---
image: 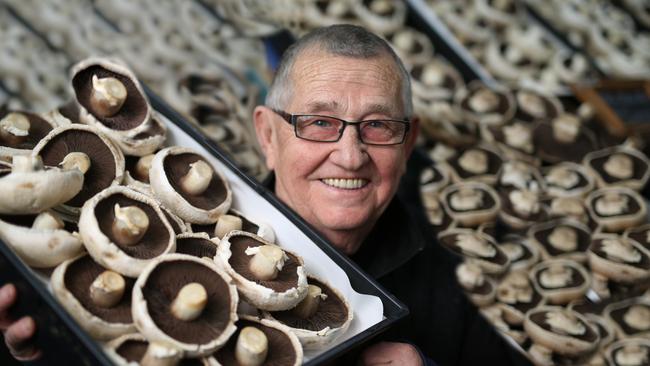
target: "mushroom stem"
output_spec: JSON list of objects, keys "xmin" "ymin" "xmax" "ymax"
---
[
  {"xmin": 12, "ymin": 155, "xmax": 43, "ymax": 173},
  {"xmin": 0, "ymin": 112, "xmax": 30, "ymax": 145},
  {"xmin": 170, "ymin": 282, "xmax": 207, "ymax": 321},
  {"xmin": 180, "ymin": 160, "xmax": 213, "ymax": 195},
  {"xmin": 90, "ymin": 74, "xmax": 127, "ymax": 117},
  {"xmin": 112, "ymin": 204, "xmax": 149, "ymax": 246},
  {"xmin": 32, "ymin": 211, "xmax": 64, "ymax": 230},
  {"xmin": 292, "ymin": 285, "xmax": 326, "ymax": 319},
  {"xmin": 89, "ymin": 270, "xmax": 125, "ymax": 308},
  {"xmin": 140, "ymin": 342, "xmax": 182, "ymax": 366},
  {"xmin": 135, "ymin": 154, "xmax": 155, "ymax": 183},
  {"xmin": 246, "ymin": 245, "xmax": 287, "ymax": 281},
  {"xmin": 235, "ymin": 326, "xmax": 268, "ymax": 366},
  {"xmin": 214, "ymin": 214, "xmax": 243, "ymax": 239},
  {"xmin": 60, "ymin": 152, "xmax": 91, "ymax": 174}
]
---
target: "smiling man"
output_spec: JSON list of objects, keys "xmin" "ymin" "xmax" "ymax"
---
[{"xmin": 253, "ymin": 25, "xmax": 530, "ymax": 365}]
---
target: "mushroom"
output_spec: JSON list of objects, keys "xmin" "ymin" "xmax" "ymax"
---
[
  {"xmin": 32, "ymin": 124, "xmax": 125, "ymax": 216},
  {"xmin": 175, "ymin": 232, "xmax": 219, "ymax": 262},
  {"xmin": 123, "ymin": 153, "xmax": 156, "ymax": 195},
  {"xmin": 211, "ymin": 209, "xmax": 275, "ymax": 243},
  {"xmin": 513, "ymin": 89, "xmax": 562, "ymax": 123},
  {"xmin": 455, "ymin": 81, "xmax": 515, "ymax": 126},
  {"xmin": 350, "ymin": 0, "xmax": 406, "ymax": 35},
  {"xmin": 213, "ymin": 315, "xmax": 303, "ymax": 366},
  {"xmin": 604, "ymin": 338, "xmax": 650, "ymax": 366},
  {"xmin": 480, "ymin": 305, "xmax": 528, "ymax": 345},
  {"xmin": 105, "ymin": 333, "xmax": 218, "ymax": 366},
  {"xmin": 386, "ymin": 28, "xmax": 434, "ymax": 66},
  {"xmin": 410, "ymin": 58, "xmax": 464, "ymax": 105},
  {"xmin": 499, "ymin": 188, "xmax": 545, "ymax": 229},
  {"xmin": 528, "ymin": 219, "xmax": 591, "ymax": 263},
  {"xmin": 71, "ymin": 57, "xmax": 166, "ymax": 156},
  {"xmin": 149, "ymin": 146, "xmax": 232, "ymax": 224},
  {"xmin": 447, "ymin": 145, "xmax": 503, "ymax": 185},
  {"xmin": 583, "ymin": 313, "xmax": 616, "ymax": 349},
  {"xmin": 0, "ymin": 110, "xmax": 56, "ymax": 161},
  {"xmin": 524, "ymin": 307, "xmax": 600, "ymax": 363},
  {"xmin": 474, "ymin": 0, "xmax": 521, "ymax": 28},
  {"xmin": 264, "ymin": 275, "xmax": 353, "ymax": 351},
  {"xmin": 543, "ymin": 162, "xmax": 595, "ymax": 198},
  {"xmin": 497, "ymin": 161, "xmax": 544, "ymax": 192},
  {"xmin": 440, "ymin": 182, "xmax": 501, "ymax": 227},
  {"xmin": 419, "ymin": 163, "xmax": 450, "ymax": 197},
  {"xmin": 588, "ymin": 235, "xmax": 649, "ymax": 295},
  {"xmin": 584, "ymin": 146, "xmax": 650, "ymax": 191},
  {"xmin": 0, "ymin": 155, "xmax": 84, "ymax": 214},
  {"xmin": 624, "ymin": 223, "xmax": 650, "ymax": 252},
  {"xmin": 533, "ymin": 115, "xmax": 598, "ymax": 164},
  {"xmin": 604, "ymin": 297, "xmax": 650, "ymax": 339},
  {"xmin": 547, "ymin": 196, "xmax": 589, "ymax": 223},
  {"xmin": 217, "ymin": 230, "xmax": 308, "ymax": 311},
  {"xmin": 0, "ymin": 210, "xmax": 83, "ymax": 268},
  {"xmin": 586, "ymin": 188, "xmax": 647, "ymax": 232},
  {"xmin": 79, "ymin": 186, "xmax": 176, "ymax": 278},
  {"xmin": 483, "ymin": 122, "xmax": 537, "ymax": 165},
  {"xmin": 51, "ymin": 254, "xmax": 136, "ymax": 340},
  {"xmin": 530, "ymin": 259, "xmax": 590, "ymax": 305},
  {"xmin": 455, "ymin": 262, "xmax": 496, "ymax": 307},
  {"xmin": 132, "ymin": 254, "xmax": 239, "ymax": 357},
  {"xmin": 497, "ymin": 235, "xmax": 539, "ymax": 271},
  {"xmin": 438, "ymin": 228, "xmax": 510, "ymax": 274},
  {"xmin": 495, "ymin": 270, "xmax": 544, "ymax": 325}
]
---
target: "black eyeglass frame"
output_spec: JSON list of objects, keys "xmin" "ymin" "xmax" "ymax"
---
[{"xmin": 272, "ymin": 109, "xmax": 411, "ymax": 146}]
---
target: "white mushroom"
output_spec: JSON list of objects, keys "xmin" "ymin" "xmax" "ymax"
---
[
  {"xmin": 90, "ymin": 74, "xmax": 127, "ymax": 117},
  {"xmin": 140, "ymin": 342, "xmax": 182, "ymax": 366},
  {"xmin": 292, "ymin": 285, "xmax": 328, "ymax": 319},
  {"xmin": 503, "ymin": 123, "xmax": 533, "ymax": 153},
  {"xmin": 546, "ymin": 165, "xmax": 580, "ymax": 190},
  {"xmin": 539, "ymin": 264, "xmax": 573, "ymax": 289},
  {"xmin": 32, "ymin": 211, "xmax": 64, "ymax": 230},
  {"xmin": 468, "ymin": 88, "xmax": 499, "ymax": 113},
  {"xmin": 455, "ymin": 233, "xmax": 497, "ymax": 258},
  {"xmin": 135, "ymin": 154, "xmax": 155, "ymax": 183},
  {"xmin": 595, "ymin": 192, "xmax": 629, "ymax": 216},
  {"xmin": 450, "ymin": 188, "xmax": 484, "ymax": 211},
  {"xmin": 623, "ymin": 305, "xmax": 650, "ymax": 332}
]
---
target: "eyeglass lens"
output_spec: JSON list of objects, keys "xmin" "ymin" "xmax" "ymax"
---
[{"xmin": 294, "ymin": 115, "xmax": 406, "ymax": 144}]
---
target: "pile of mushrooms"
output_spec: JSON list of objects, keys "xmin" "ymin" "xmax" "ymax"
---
[{"xmin": 0, "ymin": 56, "xmax": 358, "ymax": 365}]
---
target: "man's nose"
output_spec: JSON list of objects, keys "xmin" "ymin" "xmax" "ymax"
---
[{"xmin": 331, "ymin": 124, "xmax": 368, "ymax": 170}]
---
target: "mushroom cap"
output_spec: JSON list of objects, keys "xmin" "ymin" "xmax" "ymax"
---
[
  {"xmin": 498, "ymin": 235, "xmax": 540, "ymax": 271},
  {"xmin": 264, "ymin": 275, "xmax": 353, "ymax": 351},
  {"xmin": 494, "ymin": 271, "xmax": 545, "ymax": 325},
  {"xmin": 588, "ymin": 234, "xmax": 650, "ymax": 284},
  {"xmin": 51, "ymin": 254, "xmax": 136, "ymax": 340},
  {"xmin": 604, "ymin": 297, "xmax": 650, "ymax": 339},
  {"xmin": 542, "ymin": 162, "xmax": 595, "ymax": 198},
  {"xmin": 583, "ymin": 313, "xmax": 616, "ymax": 348},
  {"xmin": 455, "ymin": 262, "xmax": 497, "ymax": 307},
  {"xmin": 584, "ymin": 146, "xmax": 650, "ymax": 191},
  {"xmin": 225, "ymin": 208, "xmax": 276, "ymax": 243},
  {"xmin": 350, "ymin": 0, "xmax": 406, "ymax": 35},
  {"xmin": 440, "ymin": 182, "xmax": 501, "ymax": 227},
  {"xmin": 524, "ymin": 306, "xmax": 600, "ymax": 356},
  {"xmin": 528, "ymin": 219, "xmax": 591, "ymax": 263},
  {"xmin": 32, "ymin": 124, "xmax": 125, "ymax": 216},
  {"xmin": 111, "ymin": 113, "xmax": 167, "ymax": 157},
  {"xmin": 79, "ymin": 185, "xmax": 176, "ymax": 278},
  {"xmin": 438, "ymin": 228, "xmax": 511, "ymax": 274},
  {"xmin": 0, "ymin": 213, "xmax": 83, "ymax": 268},
  {"xmin": 217, "ymin": 230, "xmax": 308, "ymax": 311},
  {"xmin": 132, "ymin": 254, "xmax": 238, "ymax": 357},
  {"xmin": 447, "ymin": 145, "xmax": 503, "ymax": 185},
  {"xmin": 455, "ymin": 81, "xmax": 516, "ymax": 126},
  {"xmin": 0, "ymin": 110, "xmax": 56, "ymax": 161},
  {"xmin": 498, "ymin": 188, "xmax": 547, "ymax": 230},
  {"xmin": 530, "ymin": 259, "xmax": 591, "ymax": 305},
  {"xmin": 214, "ymin": 315, "xmax": 303, "ymax": 366},
  {"xmin": 105, "ymin": 333, "xmax": 220, "ymax": 366},
  {"xmin": 0, "ymin": 157, "xmax": 84, "ymax": 214},
  {"xmin": 586, "ymin": 187, "xmax": 647, "ymax": 232},
  {"xmin": 604, "ymin": 338, "xmax": 650, "ymax": 366},
  {"xmin": 71, "ymin": 57, "xmax": 152, "ymax": 140},
  {"xmin": 175, "ymin": 232, "xmax": 219, "ymax": 262},
  {"xmin": 149, "ymin": 146, "xmax": 232, "ymax": 224},
  {"xmin": 419, "ymin": 162, "xmax": 451, "ymax": 197}
]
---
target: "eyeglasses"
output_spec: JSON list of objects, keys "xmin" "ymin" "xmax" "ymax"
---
[{"xmin": 272, "ymin": 109, "xmax": 410, "ymax": 145}]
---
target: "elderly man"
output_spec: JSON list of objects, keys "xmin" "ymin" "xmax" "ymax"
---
[{"xmin": 1, "ymin": 25, "xmax": 529, "ymax": 365}]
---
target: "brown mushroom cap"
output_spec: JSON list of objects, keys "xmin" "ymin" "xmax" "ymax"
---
[
  {"xmin": 51, "ymin": 254, "xmax": 136, "ymax": 340},
  {"xmin": 132, "ymin": 254, "xmax": 238, "ymax": 357},
  {"xmin": 438, "ymin": 228, "xmax": 510, "ymax": 274},
  {"xmin": 214, "ymin": 316, "xmax": 303, "ymax": 366},
  {"xmin": 32, "ymin": 124, "xmax": 125, "ymax": 213},
  {"xmin": 605, "ymin": 338, "xmax": 650, "ymax": 366},
  {"xmin": 447, "ymin": 146, "xmax": 503, "ymax": 184},
  {"xmin": 528, "ymin": 219, "xmax": 591, "ymax": 263},
  {"xmin": 543, "ymin": 162, "xmax": 595, "ymax": 198},
  {"xmin": 586, "ymin": 187, "xmax": 647, "ymax": 232},
  {"xmin": 0, "ymin": 110, "xmax": 55, "ymax": 153},
  {"xmin": 440, "ymin": 182, "xmax": 501, "ymax": 227},
  {"xmin": 72, "ymin": 59, "xmax": 149, "ymax": 131},
  {"xmin": 530, "ymin": 259, "xmax": 590, "ymax": 305},
  {"xmin": 149, "ymin": 147, "xmax": 232, "ymax": 224},
  {"xmin": 524, "ymin": 307, "xmax": 599, "ymax": 356},
  {"xmin": 456, "ymin": 81, "xmax": 515, "ymax": 125},
  {"xmin": 175, "ymin": 232, "xmax": 219, "ymax": 260},
  {"xmin": 79, "ymin": 186, "xmax": 175, "ymax": 278},
  {"xmin": 585, "ymin": 147, "xmax": 650, "ymax": 191},
  {"xmin": 605, "ymin": 297, "xmax": 650, "ymax": 339}
]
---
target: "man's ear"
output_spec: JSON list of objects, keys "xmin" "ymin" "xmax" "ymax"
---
[{"xmin": 253, "ymin": 106, "xmax": 277, "ymax": 170}]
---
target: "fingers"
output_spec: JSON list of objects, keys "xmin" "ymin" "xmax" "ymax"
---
[
  {"xmin": 0, "ymin": 284, "xmax": 17, "ymax": 330},
  {"xmin": 4, "ymin": 316, "xmax": 41, "ymax": 361}
]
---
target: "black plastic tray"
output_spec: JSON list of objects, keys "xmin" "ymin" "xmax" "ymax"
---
[{"xmin": 0, "ymin": 88, "xmax": 408, "ymax": 365}]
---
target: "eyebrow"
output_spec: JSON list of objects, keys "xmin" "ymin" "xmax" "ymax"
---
[{"xmin": 303, "ymin": 101, "xmax": 399, "ymax": 119}]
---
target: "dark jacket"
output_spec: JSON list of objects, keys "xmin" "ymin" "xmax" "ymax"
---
[{"xmin": 263, "ymin": 149, "xmax": 531, "ymax": 366}]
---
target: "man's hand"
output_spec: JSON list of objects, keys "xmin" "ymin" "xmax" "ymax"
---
[
  {"xmin": 360, "ymin": 341, "xmax": 424, "ymax": 366},
  {"xmin": 0, "ymin": 284, "xmax": 41, "ymax": 361}
]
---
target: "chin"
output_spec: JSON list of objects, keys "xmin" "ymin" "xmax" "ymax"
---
[{"xmin": 317, "ymin": 208, "xmax": 374, "ymax": 232}]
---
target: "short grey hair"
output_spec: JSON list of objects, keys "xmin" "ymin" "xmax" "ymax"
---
[{"xmin": 265, "ymin": 24, "xmax": 413, "ymax": 118}]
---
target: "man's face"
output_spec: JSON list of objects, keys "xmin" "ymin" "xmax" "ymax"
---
[{"xmin": 255, "ymin": 50, "xmax": 418, "ymax": 254}]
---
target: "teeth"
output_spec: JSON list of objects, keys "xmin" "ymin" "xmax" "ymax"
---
[{"xmin": 322, "ymin": 178, "xmax": 368, "ymax": 189}]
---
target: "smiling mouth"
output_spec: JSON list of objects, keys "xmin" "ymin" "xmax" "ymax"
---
[{"xmin": 321, "ymin": 178, "xmax": 369, "ymax": 190}]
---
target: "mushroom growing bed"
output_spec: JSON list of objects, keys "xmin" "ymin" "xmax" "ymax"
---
[{"xmin": 0, "ymin": 58, "xmax": 399, "ymax": 365}]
